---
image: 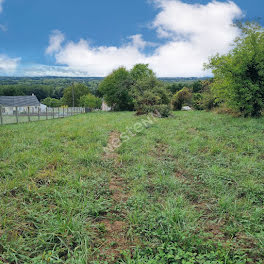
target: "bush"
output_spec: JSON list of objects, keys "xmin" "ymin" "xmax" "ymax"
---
[
  {"xmin": 192, "ymin": 93, "xmax": 203, "ymax": 110},
  {"xmin": 172, "ymin": 88, "xmax": 192, "ymax": 110},
  {"xmin": 62, "ymin": 83, "xmax": 91, "ymax": 107},
  {"xmin": 139, "ymin": 104, "xmax": 171, "ymax": 117},
  {"xmin": 41, "ymin": 97, "xmax": 63, "ymax": 107},
  {"xmin": 213, "ymin": 105, "xmax": 242, "ymax": 117},
  {"xmin": 132, "ymin": 76, "xmax": 171, "ymax": 117},
  {"xmin": 80, "ymin": 94, "xmax": 102, "ymax": 109},
  {"xmin": 205, "ymin": 22, "xmax": 264, "ymax": 117},
  {"xmin": 193, "ymin": 93, "xmax": 217, "ymax": 111}
]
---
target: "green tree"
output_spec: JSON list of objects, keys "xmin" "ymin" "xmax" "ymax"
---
[
  {"xmin": 167, "ymin": 82, "xmax": 185, "ymax": 94},
  {"xmin": 62, "ymin": 83, "xmax": 91, "ymax": 107},
  {"xmin": 192, "ymin": 80, "xmax": 203, "ymax": 93},
  {"xmin": 172, "ymin": 87, "xmax": 192, "ymax": 110},
  {"xmin": 41, "ymin": 97, "xmax": 63, "ymax": 107},
  {"xmin": 130, "ymin": 64, "xmax": 155, "ymax": 83},
  {"xmin": 98, "ymin": 67, "xmax": 133, "ymax": 111},
  {"xmin": 80, "ymin": 94, "xmax": 102, "ymax": 109},
  {"xmin": 132, "ymin": 75, "xmax": 171, "ymax": 117},
  {"xmin": 205, "ymin": 22, "xmax": 264, "ymax": 117}
]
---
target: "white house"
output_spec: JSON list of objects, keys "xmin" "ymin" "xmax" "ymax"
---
[
  {"xmin": 101, "ymin": 100, "xmax": 111, "ymax": 111},
  {"xmin": 0, "ymin": 95, "xmax": 41, "ymax": 115},
  {"xmin": 40, "ymin": 103, "xmax": 47, "ymax": 112}
]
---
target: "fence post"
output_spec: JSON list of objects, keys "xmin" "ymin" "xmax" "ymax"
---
[
  {"xmin": 52, "ymin": 108, "xmax": 54, "ymax": 119},
  {"xmin": 28, "ymin": 107, "xmax": 30, "ymax": 122},
  {"xmin": 16, "ymin": 106, "xmax": 18, "ymax": 123},
  {"xmin": 63, "ymin": 107, "xmax": 65, "ymax": 118},
  {"xmin": 0, "ymin": 106, "xmax": 3, "ymax": 125},
  {"xmin": 38, "ymin": 107, "xmax": 40, "ymax": 121}
]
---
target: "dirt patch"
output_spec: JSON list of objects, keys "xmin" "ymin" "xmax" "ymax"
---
[
  {"xmin": 94, "ymin": 131, "xmax": 135, "ymax": 263},
  {"xmin": 33, "ymin": 160, "xmax": 61, "ymax": 186},
  {"xmin": 103, "ymin": 131, "xmax": 121, "ymax": 160},
  {"xmin": 152, "ymin": 142, "xmax": 174, "ymax": 162},
  {"xmin": 188, "ymin": 127, "xmax": 199, "ymax": 135},
  {"xmin": 109, "ymin": 177, "xmax": 129, "ymax": 203},
  {"xmin": 96, "ymin": 176, "xmax": 134, "ymax": 263}
]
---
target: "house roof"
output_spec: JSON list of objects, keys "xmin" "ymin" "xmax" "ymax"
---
[{"xmin": 0, "ymin": 96, "xmax": 40, "ymax": 107}]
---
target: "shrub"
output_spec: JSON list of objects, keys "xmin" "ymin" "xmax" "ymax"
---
[
  {"xmin": 139, "ymin": 104, "xmax": 171, "ymax": 117},
  {"xmin": 172, "ymin": 88, "xmax": 192, "ymax": 110},
  {"xmin": 80, "ymin": 94, "xmax": 102, "ymax": 109},
  {"xmin": 205, "ymin": 22, "xmax": 264, "ymax": 117},
  {"xmin": 41, "ymin": 97, "xmax": 63, "ymax": 107},
  {"xmin": 132, "ymin": 76, "xmax": 171, "ymax": 117},
  {"xmin": 62, "ymin": 83, "xmax": 91, "ymax": 107},
  {"xmin": 192, "ymin": 93, "xmax": 203, "ymax": 110}
]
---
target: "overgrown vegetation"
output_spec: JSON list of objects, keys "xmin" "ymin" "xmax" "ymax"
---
[
  {"xmin": 171, "ymin": 87, "xmax": 192, "ymax": 110},
  {"xmin": 205, "ymin": 22, "xmax": 264, "ymax": 117},
  {"xmin": 41, "ymin": 97, "xmax": 64, "ymax": 107},
  {"xmin": 80, "ymin": 94, "xmax": 102, "ymax": 109},
  {"xmin": 0, "ymin": 112, "xmax": 263, "ymax": 263},
  {"xmin": 99, "ymin": 64, "xmax": 172, "ymax": 117},
  {"xmin": 98, "ymin": 67, "xmax": 134, "ymax": 111}
]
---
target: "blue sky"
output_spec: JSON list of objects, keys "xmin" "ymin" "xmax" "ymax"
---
[{"xmin": 0, "ymin": 0, "xmax": 263, "ymax": 77}]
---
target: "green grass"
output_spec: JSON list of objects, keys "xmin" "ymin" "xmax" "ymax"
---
[
  {"xmin": 1, "ymin": 113, "xmax": 76, "ymax": 125},
  {"xmin": 0, "ymin": 111, "xmax": 263, "ymax": 263}
]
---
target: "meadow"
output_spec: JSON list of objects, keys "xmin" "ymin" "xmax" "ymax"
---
[{"xmin": 0, "ymin": 111, "xmax": 263, "ymax": 264}]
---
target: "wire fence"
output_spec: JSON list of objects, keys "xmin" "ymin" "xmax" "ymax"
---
[{"xmin": 0, "ymin": 106, "xmax": 85, "ymax": 125}]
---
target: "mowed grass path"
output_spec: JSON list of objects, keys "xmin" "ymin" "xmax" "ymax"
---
[{"xmin": 0, "ymin": 112, "xmax": 263, "ymax": 263}]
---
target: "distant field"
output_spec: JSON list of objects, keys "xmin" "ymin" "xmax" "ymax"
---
[{"xmin": 0, "ymin": 112, "xmax": 263, "ymax": 263}]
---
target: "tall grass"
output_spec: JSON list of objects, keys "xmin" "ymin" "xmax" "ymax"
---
[{"xmin": 0, "ymin": 111, "xmax": 263, "ymax": 263}]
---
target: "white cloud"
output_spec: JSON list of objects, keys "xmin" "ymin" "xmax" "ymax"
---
[
  {"xmin": 0, "ymin": 0, "xmax": 4, "ymax": 13},
  {"xmin": 46, "ymin": 0, "xmax": 243, "ymax": 77},
  {"xmin": 51, "ymin": 35, "xmax": 147, "ymax": 76},
  {"xmin": 0, "ymin": 54, "xmax": 21, "ymax": 74},
  {"xmin": 45, "ymin": 30, "xmax": 65, "ymax": 55}
]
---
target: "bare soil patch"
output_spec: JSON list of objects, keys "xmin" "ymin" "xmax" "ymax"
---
[
  {"xmin": 94, "ymin": 131, "xmax": 135, "ymax": 263},
  {"xmin": 103, "ymin": 131, "xmax": 121, "ymax": 160}
]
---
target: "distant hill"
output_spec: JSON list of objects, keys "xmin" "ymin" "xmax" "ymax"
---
[{"xmin": 0, "ymin": 76, "xmax": 211, "ymax": 83}]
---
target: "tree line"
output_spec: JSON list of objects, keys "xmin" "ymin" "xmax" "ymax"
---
[
  {"xmin": 99, "ymin": 22, "xmax": 264, "ymax": 117},
  {"xmin": 1, "ymin": 22, "xmax": 263, "ymax": 117}
]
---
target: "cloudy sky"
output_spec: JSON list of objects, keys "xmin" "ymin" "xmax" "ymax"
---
[{"xmin": 0, "ymin": 0, "xmax": 263, "ymax": 77}]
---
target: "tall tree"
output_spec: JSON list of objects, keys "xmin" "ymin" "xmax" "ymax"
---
[
  {"xmin": 80, "ymin": 94, "xmax": 102, "ymax": 109},
  {"xmin": 205, "ymin": 22, "xmax": 264, "ymax": 117},
  {"xmin": 99, "ymin": 67, "xmax": 133, "ymax": 111},
  {"xmin": 130, "ymin": 64, "xmax": 155, "ymax": 83},
  {"xmin": 62, "ymin": 83, "xmax": 91, "ymax": 107}
]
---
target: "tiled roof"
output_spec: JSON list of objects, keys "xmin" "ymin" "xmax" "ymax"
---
[{"xmin": 0, "ymin": 96, "xmax": 40, "ymax": 107}]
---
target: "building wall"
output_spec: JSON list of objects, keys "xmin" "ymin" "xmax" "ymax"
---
[
  {"xmin": 2, "ymin": 106, "xmax": 40, "ymax": 115},
  {"xmin": 101, "ymin": 101, "xmax": 111, "ymax": 111}
]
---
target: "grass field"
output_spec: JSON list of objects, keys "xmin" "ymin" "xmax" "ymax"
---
[
  {"xmin": 0, "ymin": 111, "xmax": 263, "ymax": 264},
  {"xmin": 1, "ymin": 112, "xmax": 77, "ymax": 125}
]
